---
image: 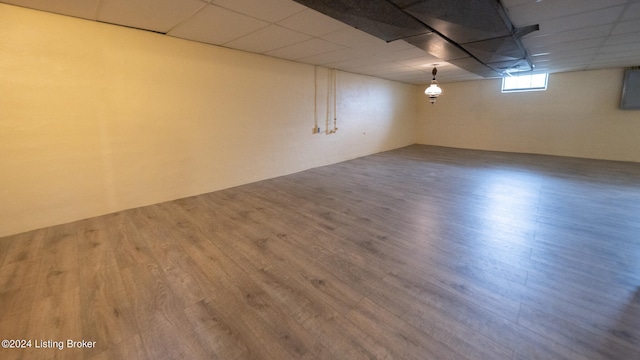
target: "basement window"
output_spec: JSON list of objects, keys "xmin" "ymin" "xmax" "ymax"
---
[{"xmin": 501, "ymin": 73, "xmax": 548, "ymax": 93}]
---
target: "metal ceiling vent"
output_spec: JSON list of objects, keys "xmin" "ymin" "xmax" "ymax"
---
[{"xmin": 293, "ymin": 0, "xmax": 539, "ymax": 78}]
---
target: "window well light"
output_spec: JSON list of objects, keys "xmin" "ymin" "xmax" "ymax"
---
[{"xmin": 501, "ymin": 73, "xmax": 548, "ymax": 93}]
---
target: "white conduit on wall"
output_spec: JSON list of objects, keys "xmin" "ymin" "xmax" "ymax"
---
[
  {"xmin": 312, "ymin": 67, "xmax": 338, "ymax": 135},
  {"xmin": 313, "ymin": 66, "xmax": 319, "ymax": 134},
  {"xmin": 332, "ymin": 68, "xmax": 338, "ymax": 134},
  {"xmin": 326, "ymin": 68, "xmax": 338, "ymax": 134}
]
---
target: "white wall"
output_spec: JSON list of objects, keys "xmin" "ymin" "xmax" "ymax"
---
[
  {"xmin": 417, "ymin": 68, "xmax": 640, "ymax": 162},
  {"xmin": 0, "ymin": 4, "xmax": 417, "ymax": 237}
]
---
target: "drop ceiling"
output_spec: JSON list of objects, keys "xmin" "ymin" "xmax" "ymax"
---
[{"xmin": 2, "ymin": 0, "xmax": 640, "ymax": 84}]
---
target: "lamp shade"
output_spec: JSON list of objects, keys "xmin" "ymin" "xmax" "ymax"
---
[
  {"xmin": 425, "ymin": 83, "xmax": 442, "ymax": 96},
  {"xmin": 425, "ymin": 66, "xmax": 443, "ymax": 104},
  {"xmin": 425, "ymin": 80, "xmax": 442, "ymax": 104}
]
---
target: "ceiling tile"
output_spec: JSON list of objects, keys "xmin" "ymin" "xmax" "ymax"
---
[
  {"xmin": 533, "ymin": 48, "xmax": 599, "ymax": 62},
  {"xmin": 277, "ymin": 8, "xmax": 347, "ymax": 36},
  {"xmin": 266, "ymin": 38, "xmax": 345, "ymax": 60},
  {"xmin": 379, "ymin": 66, "xmax": 425, "ymax": 76},
  {"xmin": 98, "ymin": 0, "xmax": 205, "ymax": 33},
  {"xmin": 211, "ymin": 0, "xmax": 305, "ymax": 22},
  {"xmin": 528, "ymin": 37, "xmax": 606, "ymax": 55},
  {"xmin": 611, "ymin": 19, "xmax": 640, "ymax": 35},
  {"xmin": 381, "ymin": 75, "xmax": 424, "ymax": 85},
  {"xmin": 168, "ymin": 5, "xmax": 269, "ymax": 45},
  {"xmin": 351, "ymin": 62, "xmax": 410, "ymax": 76},
  {"xmin": 589, "ymin": 52, "xmax": 640, "ymax": 68},
  {"xmin": 420, "ymin": 63, "xmax": 480, "ymax": 83},
  {"xmin": 325, "ymin": 56, "xmax": 391, "ymax": 72},
  {"xmin": 506, "ymin": 0, "xmax": 628, "ymax": 26},
  {"xmin": 320, "ymin": 26, "xmax": 388, "ymax": 49},
  {"xmin": 605, "ymin": 33, "xmax": 640, "ymax": 49},
  {"xmin": 296, "ymin": 48, "xmax": 370, "ymax": 66},
  {"xmin": 537, "ymin": 5, "xmax": 626, "ymax": 34},
  {"xmin": 1, "ymin": 0, "xmax": 100, "ymax": 19},
  {"xmin": 522, "ymin": 24, "xmax": 613, "ymax": 47},
  {"xmin": 224, "ymin": 24, "xmax": 311, "ymax": 53},
  {"xmin": 600, "ymin": 42, "xmax": 640, "ymax": 55},
  {"xmin": 621, "ymin": 1, "xmax": 640, "ymax": 21},
  {"xmin": 396, "ymin": 55, "xmax": 443, "ymax": 68},
  {"xmin": 374, "ymin": 46, "xmax": 434, "ymax": 62},
  {"xmin": 362, "ymin": 40, "xmax": 416, "ymax": 58}
]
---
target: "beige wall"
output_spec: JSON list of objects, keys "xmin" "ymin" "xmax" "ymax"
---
[
  {"xmin": 417, "ymin": 68, "xmax": 640, "ymax": 162},
  {"xmin": 0, "ymin": 4, "xmax": 417, "ymax": 237}
]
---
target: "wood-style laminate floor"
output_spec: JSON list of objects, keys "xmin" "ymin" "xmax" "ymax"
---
[{"xmin": 1, "ymin": 145, "xmax": 640, "ymax": 360}]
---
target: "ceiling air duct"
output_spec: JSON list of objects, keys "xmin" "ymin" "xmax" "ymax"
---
[{"xmin": 293, "ymin": 0, "xmax": 538, "ymax": 78}]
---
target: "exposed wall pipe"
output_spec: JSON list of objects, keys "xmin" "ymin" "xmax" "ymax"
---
[
  {"xmin": 313, "ymin": 66, "xmax": 320, "ymax": 134},
  {"xmin": 312, "ymin": 67, "xmax": 338, "ymax": 135},
  {"xmin": 328, "ymin": 68, "xmax": 338, "ymax": 134}
]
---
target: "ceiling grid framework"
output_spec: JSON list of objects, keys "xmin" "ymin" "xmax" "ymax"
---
[{"xmin": 2, "ymin": 0, "xmax": 640, "ymax": 84}]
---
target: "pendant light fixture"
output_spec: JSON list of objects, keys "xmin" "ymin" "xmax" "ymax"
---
[{"xmin": 425, "ymin": 66, "xmax": 443, "ymax": 104}]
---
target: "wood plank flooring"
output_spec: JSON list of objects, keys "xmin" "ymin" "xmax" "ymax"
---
[{"xmin": 1, "ymin": 144, "xmax": 640, "ymax": 359}]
